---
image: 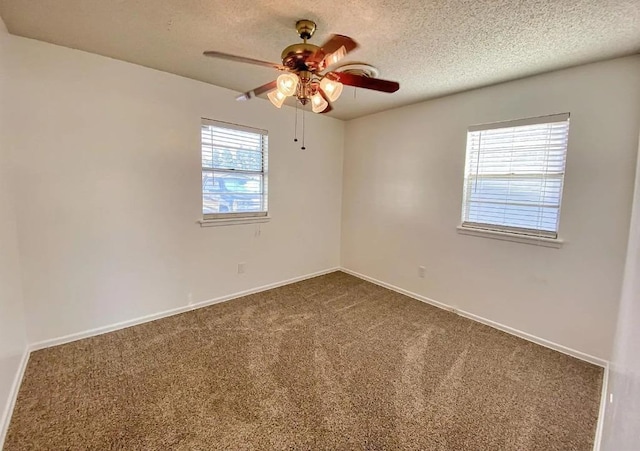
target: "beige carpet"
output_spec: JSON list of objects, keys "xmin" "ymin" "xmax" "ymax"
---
[{"xmin": 5, "ymin": 272, "xmax": 603, "ymax": 450}]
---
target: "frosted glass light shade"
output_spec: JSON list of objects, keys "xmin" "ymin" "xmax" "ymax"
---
[
  {"xmin": 267, "ymin": 89, "xmax": 286, "ymax": 108},
  {"xmin": 320, "ymin": 78, "xmax": 343, "ymax": 102},
  {"xmin": 311, "ymin": 92, "xmax": 329, "ymax": 113},
  {"xmin": 276, "ymin": 73, "xmax": 298, "ymax": 97}
]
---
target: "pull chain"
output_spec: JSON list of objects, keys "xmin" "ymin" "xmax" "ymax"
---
[
  {"xmin": 294, "ymin": 100, "xmax": 298, "ymax": 143},
  {"xmin": 301, "ymin": 103, "xmax": 306, "ymax": 150}
]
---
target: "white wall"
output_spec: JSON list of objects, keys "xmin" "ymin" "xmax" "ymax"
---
[
  {"xmin": 601, "ymin": 133, "xmax": 640, "ymax": 449},
  {"xmin": 342, "ymin": 56, "xmax": 640, "ymax": 360},
  {"xmin": 4, "ymin": 35, "xmax": 344, "ymax": 344},
  {"xmin": 0, "ymin": 16, "xmax": 29, "ymax": 444}
]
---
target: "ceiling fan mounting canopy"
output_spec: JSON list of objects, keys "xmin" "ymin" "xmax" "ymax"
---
[{"xmin": 295, "ymin": 19, "xmax": 317, "ymax": 40}]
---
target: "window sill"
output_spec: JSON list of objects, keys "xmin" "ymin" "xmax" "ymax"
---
[
  {"xmin": 199, "ymin": 216, "xmax": 271, "ymax": 227},
  {"xmin": 456, "ymin": 226, "xmax": 564, "ymax": 248}
]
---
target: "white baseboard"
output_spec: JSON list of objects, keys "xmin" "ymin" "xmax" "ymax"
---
[
  {"xmin": 29, "ymin": 265, "xmax": 608, "ymax": 367},
  {"xmin": 340, "ymin": 267, "xmax": 608, "ymax": 368},
  {"xmin": 0, "ymin": 348, "xmax": 29, "ymax": 448},
  {"xmin": 593, "ymin": 363, "xmax": 610, "ymax": 451},
  {"xmin": 30, "ymin": 267, "xmax": 340, "ymax": 352}
]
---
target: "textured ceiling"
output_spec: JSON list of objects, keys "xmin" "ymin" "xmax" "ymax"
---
[{"xmin": 1, "ymin": 0, "xmax": 639, "ymax": 120}]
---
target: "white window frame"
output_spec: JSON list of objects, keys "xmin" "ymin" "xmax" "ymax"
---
[
  {"xmin": 199, "ymin": 118, "xmax": 269, "ymax": 226},
  {"xmin": 457, "ymin": 113, "xmax": 570, "ymax": 247}
]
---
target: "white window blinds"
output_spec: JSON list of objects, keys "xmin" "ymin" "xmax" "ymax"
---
[
  {"xmin": 461, "ymin": 113, "xmax": 570, "ymax": 238},
  {"xmin": 201, "ymin": 119, "xmax": 268, "ymax": 219}
]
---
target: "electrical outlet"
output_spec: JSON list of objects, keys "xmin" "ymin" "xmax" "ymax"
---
[
  {"xmin": 187, "ymin": 292, "xmax": 193, "ymax": 305},
  {"xmin": 238, "ymin": 262, "xmax": 246, "ymax": 274},
  {"xmin": 418, "ymin": 266, "xmax": 426, "ymax": 278},
  {"xmin": 609, "ymin": 393, "xmax": 614, "ymax": 404}
]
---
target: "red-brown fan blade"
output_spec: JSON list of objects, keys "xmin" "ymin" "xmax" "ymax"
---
[
  {"xmin": 308, "ymin": 35, "xmax": 358, "ymax": 69},
  {"xmin": 204, "ymin": 51, "xmax": 287, "ymax": 71},
  {"xmin": 325, "ymin": 72, "xmax": 399, "ymax": 93},
  {"xmin": 236, "ymin": 80, "xmax": 277, "ymax": 101}
]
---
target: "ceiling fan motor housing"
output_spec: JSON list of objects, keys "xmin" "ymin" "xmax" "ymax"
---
[{"xmin": 281, "ymin": 43, "xmax": 323, "ymax": 70}]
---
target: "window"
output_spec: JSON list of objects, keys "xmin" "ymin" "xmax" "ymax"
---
[
  {"xmin": 201, "ymin": 119, "xmax": 268, "ymax": 220},
  {"xmin": 460, "ymin": 113, "xmax": 570, "ymax": 239}
]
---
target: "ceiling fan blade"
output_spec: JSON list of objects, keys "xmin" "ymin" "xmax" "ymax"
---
[
  {"xmin": 203, "ymin": 51, "xmax": 287, "ymax": 71},
  {"xmin": 318, "ymin": 88, "xmax": 333, "ymax": 113},
  {"xmin": 326, "ymin": 72, "xmax": 400, "ymax": 93},
  {"xmin": 308, "ymin": 35, "xmax": 358, "ymax": 69},
  {"xmin": 236, "ymin": 80, "xmax": 277, "ymax": 101}
]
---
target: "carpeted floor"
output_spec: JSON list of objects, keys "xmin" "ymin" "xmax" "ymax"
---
[{"xmin": 5, "ymin": 272, "xmax": 603, "ymax": 450}]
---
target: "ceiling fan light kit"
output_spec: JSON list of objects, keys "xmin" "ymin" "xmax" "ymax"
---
[
  {"xmin": 267, "ymin": 89, "xmax": 286, "ymax": 108},
  {"xmin": 311, "ymin": 92, "xmax": 329, "ymax": 113},
  {"xmin": 276, "ymin": 73, "xmax": 298, "ymax": 97},
  {"xmin": 320, "ymin": 77, "xmax": 343, "ymax": 102},
  {"xmin": 203, "ymin": 19, "xmax": 400, "ymax": 115}
]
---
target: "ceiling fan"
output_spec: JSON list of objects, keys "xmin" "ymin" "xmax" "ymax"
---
[{"xmin": 203, "ymin": 19, "xmax": 400, "ymax": 114}]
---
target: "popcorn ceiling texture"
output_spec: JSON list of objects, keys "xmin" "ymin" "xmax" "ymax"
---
[
  {"xmin": 0, "ymin": 0, "xmax": 638, "ymax": 120},
  {"xmin": 5, "ymin": 272, "xmax": 602, "ymax": 450}
]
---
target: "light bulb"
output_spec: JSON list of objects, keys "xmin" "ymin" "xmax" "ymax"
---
[
  {"xmin": 267, "ymin": 89, "xmax": 286, "ymax": 108},
  {"xmin": 311, "ymin": 92, "xmax": 329, "ymax": 113},
  {"xmin": 276, "ymin": 73, "xmax": 298, "ymax": 97},
  {"xmin": 320, "ymin": 78, "xmax": 343, "ymax": 102}
]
